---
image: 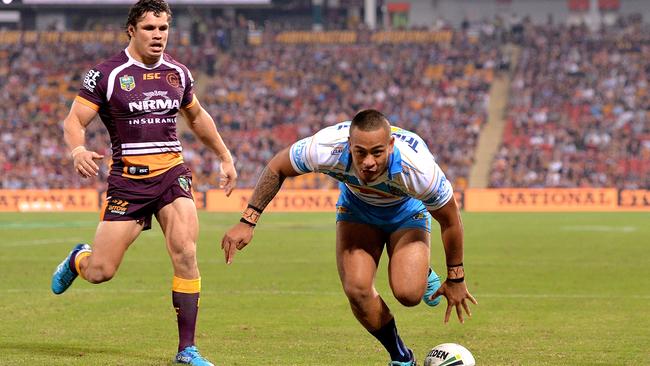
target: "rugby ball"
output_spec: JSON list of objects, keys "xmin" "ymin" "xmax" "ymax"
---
[{"xmin": 423, "ymin": 343, "xmax": 475, "ymax": 366}]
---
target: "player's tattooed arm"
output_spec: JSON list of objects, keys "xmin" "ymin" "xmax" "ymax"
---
[
  {"xmin": 249, "ymin": 166, "xmax": 285, "ymax": 211},
  {"xmin": 245, "ymin": 146, "xmax": 302, "ymax": 221},
  {"xmin": 249, "ymin": 145, "xmax": 304, "ymax": 212}
]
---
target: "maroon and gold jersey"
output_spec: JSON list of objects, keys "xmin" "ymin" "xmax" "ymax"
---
[{"xmin": 76, "ymin": 49, "xmax": 196, "ymax": 179}]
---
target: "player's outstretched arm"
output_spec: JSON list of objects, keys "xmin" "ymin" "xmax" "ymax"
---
[
  {"xmin": 180, "ymin": 99, "xmax": 237, "ymax": 196},
  {"xmin": 429, "ymin": 197, "xmax": 478, "ymax": 323},
  {"xmin": 63, "ymin": 100, "xmax": 104, "ymax": 178},
  {"xmin": 221, "ymin": 147, "xmax": 302, "ymax": 264}
]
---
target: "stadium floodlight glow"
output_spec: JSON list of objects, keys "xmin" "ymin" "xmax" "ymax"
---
[{"xmin": 2, "ymin": 0, "xmax": 13, "ymax": 5}]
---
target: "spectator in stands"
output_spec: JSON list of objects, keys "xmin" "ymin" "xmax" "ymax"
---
[{"xmin": 489, "ymin": 18, "xmax": 649, "ymax": 189}]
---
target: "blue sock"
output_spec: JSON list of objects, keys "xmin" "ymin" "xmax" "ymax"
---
[{"xmin": 369, "ymin": 318, "xmax": 412, "ymax": 362}]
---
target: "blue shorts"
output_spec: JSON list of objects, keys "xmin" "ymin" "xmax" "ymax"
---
[{"xmin": 335, "ymin": 184, "xmax": 432, "ymax": 233}]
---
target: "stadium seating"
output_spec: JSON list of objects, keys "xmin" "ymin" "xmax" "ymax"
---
[
  {"xmin": 1, "ymin": 27, "xmax": 496, "ymax": 191},
  {"xmin": 489, "ymin": 19, "xmax": 649, "ymax": 189},
  {"xmin": 2, "ymin": 18, "xmax": 646, "ymax": 191}
]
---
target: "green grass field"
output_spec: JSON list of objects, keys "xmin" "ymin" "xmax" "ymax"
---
[{"xmin": 1, "ymin": 211, "xmax": 648, "ymax": 365}]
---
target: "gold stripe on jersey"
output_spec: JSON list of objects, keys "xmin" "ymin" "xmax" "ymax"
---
[
  {"xmin": 75, "ymin": 96, "xmax": 100, "ymax": 112},
  {"xmin": 121, "ymin": 152, "xmax": 184, "ymax": 179},
  {"xmin": 182, "ymin": 95, "xmax": 197, "ymax": 110}
]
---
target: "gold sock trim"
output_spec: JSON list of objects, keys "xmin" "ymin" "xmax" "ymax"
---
[
  {"xmin": 172, "ymin": 276, "xmax": 201, "ymax": 294},
  {"xmin": 75, "ymin": 251, "xmax": 91, "ymax": 280}
]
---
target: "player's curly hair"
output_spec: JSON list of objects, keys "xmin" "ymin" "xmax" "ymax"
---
[{"xmin": 125, "ymin": 0, "xmax": 172, "ymax": 39}]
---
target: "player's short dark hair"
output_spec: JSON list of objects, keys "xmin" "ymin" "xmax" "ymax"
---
[
  {"xmin": 350, "ymin": 109, "xmax": 390, "ymax": 133},
  {"xmin": 125, "ymin": 0, "xmax": 172, "ymax": 39}
]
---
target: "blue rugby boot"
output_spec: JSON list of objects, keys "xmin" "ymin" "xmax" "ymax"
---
[
  {"xmin": 51, "ymin": 243, "xmax": 90, "ymax": 294},
  {"xmin": 422, "ymin": 267, "xmax": 442, "ymax": 307},
  {"xmin": 389, "ymin": 349, "xmax": 416, "ymax": 366},
  {"xmin": 175, "ymin": 346, "xmax": 214, "ymax": 366}
]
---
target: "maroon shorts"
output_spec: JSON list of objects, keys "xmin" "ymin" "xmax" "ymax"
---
[{"xmin": 100, "ymin": 164, "xmax": 193, "ymax": 230}]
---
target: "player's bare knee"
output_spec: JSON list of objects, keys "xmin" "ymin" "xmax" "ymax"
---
[
  {"xmin": 84, "ymin": 263, "xmax": 116, "ymax": 283},
  {"xmin": 342, "ymin": 282, "xmax": 373, "ymax": 304},
  {"xmin": 393, "ymin": 290, "xmax": 421, "ymax": 307}
]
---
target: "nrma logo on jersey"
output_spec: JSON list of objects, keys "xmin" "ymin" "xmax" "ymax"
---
[{"xmin": 128, "ymin": 90, "xmax": 180, "ymax": 115}]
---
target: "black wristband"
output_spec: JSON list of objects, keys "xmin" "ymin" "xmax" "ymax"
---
[
  {"xmin": 240, "ymin": 217, "xmax": 256, "ymax": 227},
  {"xmin": 448, "ymin": 277, "xmax": 465, "ymax": 283},
  {"xmin": 247, "ymin": 204, "xmax": 263, "ymax": 214},
  {"xmin": 447, "ymin": 262, "xmax": 463, "ymax": 268}
]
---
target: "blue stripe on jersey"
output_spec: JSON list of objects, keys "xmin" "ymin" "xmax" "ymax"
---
[
  {"xmin": 387, "ymin": 147, "xmax": 403, "ymax": 179},
  {"xmin": 337, "ymin": 144, "xmax": 352, "ymax": 172},
  {"xmin": 289, "ymin": 138, "xmax": 312, "ymax": 173},
  {"xmin": 422, "ymin": 175, "xmax": 453, "ymax": 209}
]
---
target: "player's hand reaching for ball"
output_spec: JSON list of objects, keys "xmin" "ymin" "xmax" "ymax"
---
[
  {"xmin": 71, "ymin": 146, "xmax": 104, "ymax": 178},
  {"xmin": 431, "ymin": 280, "xmax": 478, "ymax": 324}
]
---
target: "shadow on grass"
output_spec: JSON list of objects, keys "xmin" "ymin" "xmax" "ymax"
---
[{"xmin": 0, "ymin": 341, "xmax": 166, "ymax": 364}]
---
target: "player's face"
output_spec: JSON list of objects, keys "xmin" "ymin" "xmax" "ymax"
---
[
  {"xmin": 128, "ymin": 11, "xmax": 169, "ymax": 64},
  {"xmin": 349, "ymin": 127, "xmax": 394, "ymax": 183}
]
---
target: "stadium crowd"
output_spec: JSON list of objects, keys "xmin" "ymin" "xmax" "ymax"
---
[
  {"xmin": 0, "ymin": 32, "xmax": 194, "ymax": 190},
  {"xmin": 196, "ymin": 37, "xmax": 496, "ymax": 189},
  {"xmin": 1, "ymin": 26, "xmax": 497, "ymax": 191},
  {"xmin": 2, "ymin": 16, "xmax": 647, "ymax": 192},
  {"xmin": 489, "ymin": 18, "xmax": 650, "ymax": 189}
]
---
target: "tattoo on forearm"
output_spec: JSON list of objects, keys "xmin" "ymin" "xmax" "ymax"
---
[
  {"xmin": 249, "ymin": 166, "xmax": 284, "ymax": 211},
  {"xmin": 447, "ymin": 266, "xmax": 465, "ymax": 280}
]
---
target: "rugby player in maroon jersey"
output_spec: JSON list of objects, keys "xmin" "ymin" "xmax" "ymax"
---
[{"xmin": 51, "ymin": 1, "xmax": 235, "ymax": 365}]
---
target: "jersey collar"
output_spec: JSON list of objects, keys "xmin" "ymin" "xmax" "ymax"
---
[{"xmin": 124, "ymin": 48, "xmax": 163, "ymax": 70}]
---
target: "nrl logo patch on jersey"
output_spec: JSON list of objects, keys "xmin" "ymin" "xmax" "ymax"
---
[{"xmin": 120, "ymin": 75, "xmax": 136, "ymax": 91}]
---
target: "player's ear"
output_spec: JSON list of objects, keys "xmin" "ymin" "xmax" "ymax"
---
[
  {"xmin": 388, "ymin": 136, "xmax": 395, "ymax": 151},
  {"xmin": 127, "ymin": 24, "xmax": 135, "ymax": 38}
]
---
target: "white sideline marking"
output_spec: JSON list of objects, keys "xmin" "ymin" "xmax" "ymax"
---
[
  {"xmin": 0, "ymin": 221, "xmax": 96, "ymax": 229},
  {"xmin": 477, "ymin": 293, "xmax": 650, "ymax": 299},
  {"xmin": 0, "ymin": 256, "xmax": 324, "ymax": 265},
  {"xmin": 1, "ymin": 238, "xmax": 84, "ymax": 247},
  {"xmin": 560, "ymin": 225, "xmax": 637, "ymax": 233},
  {"xmin": 4, "ymin": 288, "xmax": 650, "ymax": 299},
  {"xmin": 0, "ymin": 222, "xmax": 331, "ymax": 231}
]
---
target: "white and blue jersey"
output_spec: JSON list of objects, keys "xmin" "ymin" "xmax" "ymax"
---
[{"xmin": 289, "ymin": 122, "xmax": 454, "ymax": 233}]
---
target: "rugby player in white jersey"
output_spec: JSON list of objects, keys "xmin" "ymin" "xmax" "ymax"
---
[{"xmin": 222, "ymin": 109, "xmax": 476, "ymax": 365}]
